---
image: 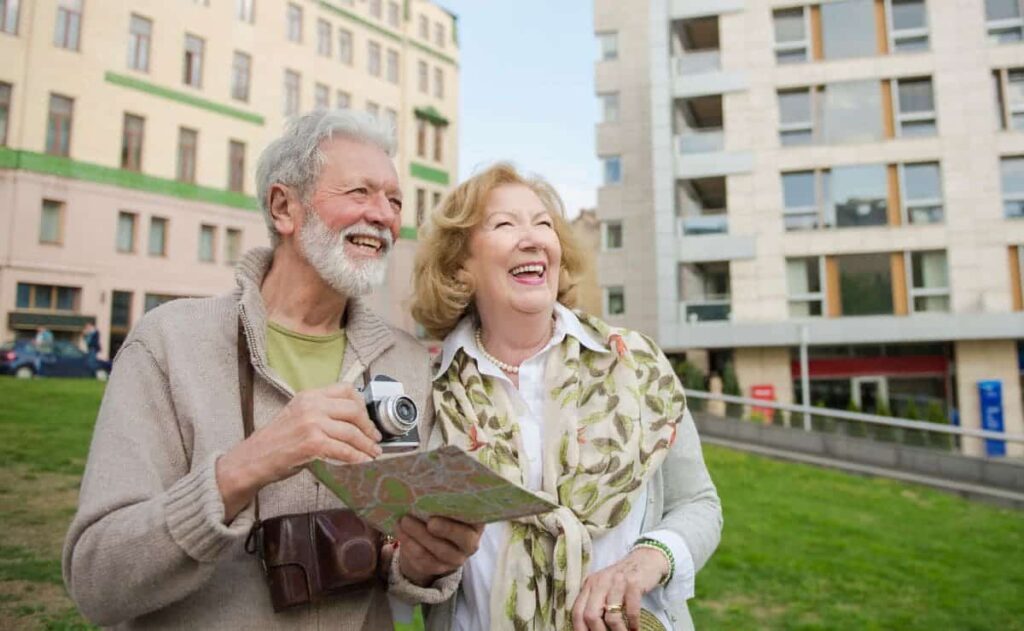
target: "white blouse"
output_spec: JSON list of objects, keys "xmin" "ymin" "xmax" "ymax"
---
[{"xmin": 430, "ymin": 305, "xmax": 695, "ymax": 631}]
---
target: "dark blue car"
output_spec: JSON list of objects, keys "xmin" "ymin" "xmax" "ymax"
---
[{"xmin": 0, "ymin": 340, "xmax": 111, "ymax": 380}]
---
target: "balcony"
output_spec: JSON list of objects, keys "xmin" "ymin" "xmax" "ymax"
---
[
  {"xmin": 679, "ymin": 261, "xmax": 731, "ymax": 323},
  {"xmin": 673, "ymin": 50, "xmax": 721, "ymax": 76},
  {"xmin": 677, "ymin": 176, "xmax": 727, "ymax": 235},
  {"xmin": 679, "ymin": 214, "xmax": 728, "ymax": 235},
  {"xmin": 681, "ymin": 301, "xmax": 732, "ymax": 322},
  {"xmin": 677, "ymin": 128, "xmax": 724, "ymax": 154}
]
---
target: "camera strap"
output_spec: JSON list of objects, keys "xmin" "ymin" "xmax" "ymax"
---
[{"xmin": 237, "ymin": 318, "xmax": 262, "ymax": 553}]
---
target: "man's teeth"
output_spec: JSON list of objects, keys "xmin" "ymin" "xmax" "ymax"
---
[
  {"xmin": 510, "ymin": 264, "xmax": 545, "ymax": 276},
  {"xmin": 349, "ymin": 236, "xmax": 382, "ymax": 249}
]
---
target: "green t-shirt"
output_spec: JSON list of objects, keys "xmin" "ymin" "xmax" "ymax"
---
[{"xmin": 265, "ymin": 321, "xmax": 346, "ymax": 392}]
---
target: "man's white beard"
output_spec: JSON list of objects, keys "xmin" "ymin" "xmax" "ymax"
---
[{"xmin": 299, "ymin": 208, "xmax": 393, "ymax": 297}]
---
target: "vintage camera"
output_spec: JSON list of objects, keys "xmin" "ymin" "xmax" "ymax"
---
[{"xmin": 362, "ymin": 375, "xmax": 419, "ymax": 452}]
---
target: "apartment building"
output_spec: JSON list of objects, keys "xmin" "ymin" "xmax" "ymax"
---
[
  {"xmin": 0, "ymin": 0, "xmax": 459, "ymax": 358},
  {"xmin": 594, "ymin": 0, "xmax": 1024, "ymax": 456}
]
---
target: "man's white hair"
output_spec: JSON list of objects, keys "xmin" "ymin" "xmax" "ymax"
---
[{"xmin": 255, "ymin": 109, "xmax": 396, "ymax": 246}]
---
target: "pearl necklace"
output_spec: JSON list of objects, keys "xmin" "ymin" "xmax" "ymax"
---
[{"xmin": 475, "ymin": 328, "xmax": 520, "ymax": 374}]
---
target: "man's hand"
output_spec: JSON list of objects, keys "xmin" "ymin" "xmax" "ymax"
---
[
  {"xmin": 571, "ymin": 547, "xmax": 668, "ymax": 631},
  {"xmin": 216, "ymin": 383, "xmax": 383, "ymax": 521},
  {"xmin": 395, "ymin": 515, "xmax": 484, "ymax": 586}
]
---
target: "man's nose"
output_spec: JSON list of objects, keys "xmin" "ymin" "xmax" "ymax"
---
[{"xmin": 363, "ymin": 191, "xmax": 395, "ymax": 226}]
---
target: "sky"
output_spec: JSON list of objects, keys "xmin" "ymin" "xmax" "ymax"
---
[{"xmin": 437, "ymin": 1, "xmax": 599, "ymax": 218}]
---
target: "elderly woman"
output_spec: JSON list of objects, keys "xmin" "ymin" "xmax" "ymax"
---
[{"xmin": 410, "ymin": 164, "xmax": 722, "ymax": 631}]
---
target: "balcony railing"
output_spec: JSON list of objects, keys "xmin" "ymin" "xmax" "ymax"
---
[
  {"xmin": 676, "ymin": 129, "xmax": 724, "ymax": 154},
  {"xmin": 680, "ymin": 300, "xmax": 731, "ymax": 322},
  {"xmin": 673, "ymin": 50, "xmax": 721, "ymax": 75},
  {"xmin": 678, "ymin": 214, "xmax": 728, "ymax": 235}
]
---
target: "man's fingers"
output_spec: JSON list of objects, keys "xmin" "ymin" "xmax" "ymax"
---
[
  {"xmin": 399, "ymin": 516, "xmax": 465, "ymax": 567},
  {"xmin": 318, "ymin": 417, "xmax": 382, "ymax": 459},
  {"xmin": 321, "ymin": 396, "xmax": 382, "ymax": 442},
  {"xmin": 425, "ymin": 517, "xmax": 482, "ymax": 555}
]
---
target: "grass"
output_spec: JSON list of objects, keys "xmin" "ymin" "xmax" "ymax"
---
[{"xmin": 0, "ymin": 377, "xmax": 1022, "ymax": 629}]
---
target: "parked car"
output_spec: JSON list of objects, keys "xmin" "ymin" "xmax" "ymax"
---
[{"xmin": 0, "ymin": 339, "xmax": 111, "ymax": 380}]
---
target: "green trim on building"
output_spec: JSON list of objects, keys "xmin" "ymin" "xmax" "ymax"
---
[
  {"xmin": 409, "ymin": 162, "xmax": 450, "ymax": 185},
  {"xmin": 413, "ymin": 106, "xmax": 450, "ymax": 126},
  {"xmin": 104, "ymin": 72, "xmax": 265, "ymax": 125},
  {"xmin": 407, "ymin": 38, "xmax": 458, "ymax": 67},
  {"xmin": 318, "ymin": 1, "xmax": 402, "ymax": 43},
  {"xmin": 399, "ymin": 225, "xmax": 418, "ymax": 240},
  {"xmin": 0, "ymin": 148, "xmax": 259, "ymax": 211}
]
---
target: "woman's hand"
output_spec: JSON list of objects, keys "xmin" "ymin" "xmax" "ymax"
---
[{"xmin": 571, "ymin": 547, "xmax": 669, "ymax": 631}]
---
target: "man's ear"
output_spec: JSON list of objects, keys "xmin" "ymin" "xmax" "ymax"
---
[{"xmin": 268, "ymin": 184, "xmax": 300, "ymax": 239}]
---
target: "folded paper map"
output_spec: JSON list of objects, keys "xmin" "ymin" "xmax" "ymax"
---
[{"xmin": 308, "ymin": 446, "xmax": 558, "ymax": 535}]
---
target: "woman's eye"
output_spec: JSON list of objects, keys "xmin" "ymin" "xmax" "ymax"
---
[
  {"xmin": 538, "ymin": 220, "xmax": 553, "ymax": 227},
  {"xmin": 495, "ymin": 221, "xmax": 512, "ymax": 228}
]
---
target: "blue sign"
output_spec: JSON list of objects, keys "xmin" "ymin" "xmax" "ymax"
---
[{"xmin": 978, "ymin": 380, "xmax": 1005, "ymax": 457}]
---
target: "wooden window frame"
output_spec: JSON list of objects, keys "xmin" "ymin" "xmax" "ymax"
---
[
  {"xmin": 46, "ymin": 93, "xmax": 74, "ymax": 157},
  {"xmin": 121, "ymin": 113, "xmax": 145, "ymax": 172},
  {"xmin": 177, "ymin": 127, "xmax": 197, "ymax": 184},
  {"xmin": 148, "ymin": 216, "xmax": 169, "ymax": 257},
  {"xmin": 39, "ymin": 199, "xmax": 65, "ymax": 245},
  {"xmin": 116, "ymin": 210, "xmax": 138, "ymax": 253},
  {"xmin": 229, "ymin": 140, "xmax": 246, "ymax": 193}
]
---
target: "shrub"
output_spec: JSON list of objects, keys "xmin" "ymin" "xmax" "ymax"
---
[{"xmin": 722, "ymin": 361, "xmax": 742, "ymax": 418}]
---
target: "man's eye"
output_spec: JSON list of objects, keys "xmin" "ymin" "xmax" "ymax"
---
[
  {"xmin": 350, "ymin": 188, "xmax": 368, "ymax": 195},
  {"xmin": 389, "ymin": 198, "xmax": 402, "ymax": 210}
]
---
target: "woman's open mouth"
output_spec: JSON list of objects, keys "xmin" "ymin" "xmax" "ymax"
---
[{"xmin": 509, "ymin": 262, "xmax": 547, "ymax": 286}]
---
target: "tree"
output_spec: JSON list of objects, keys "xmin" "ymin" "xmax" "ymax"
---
[
  {"xmin": 903, "ymin": 400, "xmax": 926, "ymax": 447},
  {"xmin": 925, "ymin": 401, "xmax": 953, "ymax": 451},
  {"xmin": 671, "ymin": 358, "xmax": 706, "ymax": 412},
  {"xmin": 722, "ymin": 361, "xmax": 742, "ymax": 419}
]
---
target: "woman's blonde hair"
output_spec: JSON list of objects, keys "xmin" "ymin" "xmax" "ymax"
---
[{"xmin": 411, "ymin": 162, "xmax": 587, "ymax": 340}]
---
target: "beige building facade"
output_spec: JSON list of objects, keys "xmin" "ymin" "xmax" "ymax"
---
[
  {"xmin": 594, "ymin": 0, "xmax": 1024, "ymax": 456},
  {"xmin": 0, "ymin": 0, "xmax": 458, "ymax": 359}
]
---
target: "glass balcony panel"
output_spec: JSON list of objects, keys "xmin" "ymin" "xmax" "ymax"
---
[
  {"xmin": 680, "ymin": 214, "xmax": 728, "ymax": 235},
  {"xmin": 683, "ymin": 302, "xmax": 731, "ymax": 322},
  {"xmin": 676, "ymin": 129, "xmax": 724, "ymax": 154},
  {"xmin": 673, "ymin": 50, "xmax": 721, "ymax": 75}
]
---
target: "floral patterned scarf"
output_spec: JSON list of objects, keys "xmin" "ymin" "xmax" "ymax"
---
[{"xmin": 433, "ymin": 312, "xmax": 685, "ymax": 630}]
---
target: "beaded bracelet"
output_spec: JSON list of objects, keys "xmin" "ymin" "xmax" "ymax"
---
[{"xmin": 633, "ymin": 537, "xmax": 675, "ymax": 587}]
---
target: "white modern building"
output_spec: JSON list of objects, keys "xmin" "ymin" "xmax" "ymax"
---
[{"xmin": 594, "ymin": 0, "xmax": 1024, "ymax": 456}]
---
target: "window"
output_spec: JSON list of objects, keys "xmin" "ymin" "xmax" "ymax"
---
[
  {"xmin": 679, "ymin": 262, "xmax": 730, "ymax": 321},
  {"xmin": 909, "ymin": 250, "xmax": 950, "ymax": 312},
  {"xmin": 432, "ymin": 191, "xmax": 441, "ymax": 211},
  {"xmin": 603, "ymin": 221, "xmax": 623, "ymax": 250},
  {"xmin": 901, "ymin": 162, "xmax": 943, "ymax": 224},
  {"xmin": 832, "ymin": 164, "xmax": 887, "ymax": 228},
  {"xmin": 994, "ymin": 68, "xmax": 1024, "ymax": 130},
  {"xmin": 1, "ymin": 0, "xmax": 19, "ymax": 34},
  {"xmin": 895, "ymin": 77, "xmax": 937, "ymax": 136},
  {"xmin": 225, "ymin": 228, "xmax": 242, "ymax": 264},
  {"xmin": 54, "ymin": 0, "xmax": 82, "ymax": 50},
  {"xmin": 1002, "ymin": 156, "xmax": 1024, "ymax": 218},
  {"xmin": 116, "ymin": 211, "xmax": 137, "ymax": 253},
  {"xmin": 39, "ymin": 199, "xmax": 64, "ymax": 244},
  {"xmin": 287, "ymin": 3, "xmax": 302, "ymax": 42},
  {"xmin": 231, "ymin": 51, "xmax": 251, "ymax": 102},
  {"xmin": 127, "ymin": 14, "xmax": 152, "ymax": 71},
  {"xmin": 599, "ymin": 92, "xmax": 619, "ymax": 123},
  {"xmin": 773, "ymin": 7, "xmax": 808, "ymax": 64},
  {"xmin": 786, "ymin": 257, "xmax": 825, "ymax": 317},
  {"xmin": 435, "ymin": 22, "xmax": 445, "ymax": 47},
  {"xmin": 336, "ymin": 90, "xmax": 351, "ymax": 109},
  {"xmin": 46, "ymin": 94, "xmax": 73, "ymax": 156},
  {"xmin": 198, "ymin": 224, "xmax": 216, "ymax": 262},
  {"xmin": 416, "ymin": 118, "xmax": 427, "ymax": 157},
  {"xmin": 821, "ymin": 0, "xmax": 876, "ymax": 60},
  {"xmin": 0, "ymin": 82, "xmax": 9, "ymax": 146},
  {"xmin": 825, "ymin": 80, "xmax": 883, "ymax": 143},
  {"xmin": 368, "ymin": 41, "xmax": 381, "ymax": 77},
  {"xmin": 177, "ymin": 127, "xmax": 197, "ymax": 183},
  {"xmin": 144, "ymin": 293, "xmax": 181, "ymax": 313},
  {"xmin": 317, "ymin": 19, "xmax": 332, "ymax": 56},
  {"xmin": 120, "ymin": 114, "xmax": 145, "ymax": 171},
  {"xmin": 283, "ymin": 69, "xmax": 300, "ymax": 116},
  {"xmin": 986, "ymin": 0, "xmax": 1024, "ymax": 43},
  {"xmin": 369, "ymin": 0, "xmax": 382, "ymax": 19},
  {"xmin": 338, "ymin": 29, "xmax": 352, "ymax": 65},
  {"xmin": 433, "ymin": 124, "xmax": 443, "ymax": 162},
  {"xmin": 314, "ymin": 83, "xmax": 329, "ymax": 110},
  {"xmin": 183, "ymin": 34, "xmax": 204, "ymax": 88},
  {"xmin": 606, "ymin": 286, "xmax": 625, "ymax": 316},
  {"xmin": 603, "ymin": 156, "xmax": 622, "ymax": 185},
  {"xmin": 229, "ymin": 140, "xmax": 246, "ymax": 193},
  {"xmin": 366, "ymin": 101, "xmax": 380, "ymax": 118},
  {"xmin": 16, "ymin": 284, "xmax": 80, "ymax": 311},
  {"xmin": 417, "ymin": 60, "xmax": 428, "ymax": 93},
  {"xmin": 888, "ymin": 0, "xmax": 929, "ymax": 52},
  {"xmin": 416, "ymin": 188, "xmax": 426, "ymax": 226},
  {"xmin": 109, "ymin": 290, "xmax": 133, "ymax": 355},
  {"xmin": 386, "ymin": 49, "xmax": 399, "ymax": 83},
  {"xmin": 148, "ymin": 217, "xmax": 168, "ymax": 256},
  {"xmin": 384, "ymin": 107, "xmax": 397, "ymax": 133},
  {"xmin": 434, "ymin": 67, "xmax": 444, "ymax": 98},
  {"xmin": 778, "ymin": 88, "xmax": 815, "ymax": 145},
  {"xmin": 782, "ymin": 170, "xmax": 826, "ymax": 230},
  {"xmin": 387, "ymin": 1, "xmax": 399, "ymax": 27},
  {"xmin": 597, "ymin": 31, "xmax": 618, "ymax": 60},
  {"xmin": 838, "ymin": 253, "xmax": 893, "ymax": 315},
  {"xmin": 237, "ymin": 0, "xmax": 254, "ymax": 23},
  {"xmin": 418, "ymin": 15, "xmax": 428, "ymax": 39}
]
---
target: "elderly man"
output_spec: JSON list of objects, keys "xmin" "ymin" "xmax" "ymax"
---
[{"xmin": 63, "ymin": 110, "xmax": 482, "ymax": 628}]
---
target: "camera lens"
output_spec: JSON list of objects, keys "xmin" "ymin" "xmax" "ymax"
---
[
  {"xmin": 374, "ymin": 396, "xmax": 418, "ymax": 437},
  {"xmin": 395, "ymin": 398, "xmax": 416, "ymax": 423}
]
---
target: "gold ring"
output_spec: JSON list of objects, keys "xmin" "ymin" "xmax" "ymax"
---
[{"xmin": 604, "ymin": 603, "xmax": 624, "ymax": 615}]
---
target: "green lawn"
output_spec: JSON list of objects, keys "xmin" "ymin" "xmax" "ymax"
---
[{"xmin": 0, "ymin": 378, "xmax": 1022, "ymax": 630}]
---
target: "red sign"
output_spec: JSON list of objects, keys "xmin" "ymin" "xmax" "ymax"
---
[{"xmin": 750, "ymin": 384, "xmax": 776, "ymax": 423}]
